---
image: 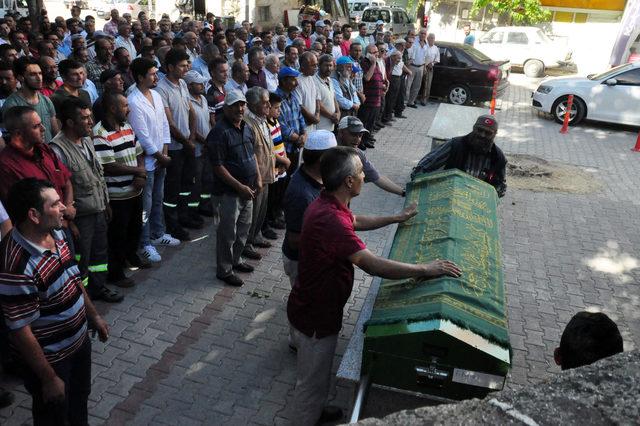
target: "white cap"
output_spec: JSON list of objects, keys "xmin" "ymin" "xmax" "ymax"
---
[
  {"xmin": 305, "ymin": 130, "xmax": 337, "ymax": 150},
  {"xmin": 224, "ymin": 90, "xmax": 247, "ymax": 106},
  {"xmin": 183, "ymin": 70, "xmax": 208, "ymax": 85}
]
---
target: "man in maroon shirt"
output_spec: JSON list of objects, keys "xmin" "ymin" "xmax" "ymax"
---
[
  {"xmin": 357, "ymin": 44, "xmax": 386, "ymax": 149},
  {"xmin": 0, "ymin": 106, "xmax": 76, "ymax": 223},
  {"xmin": 246, "ymin": 46, "xmax": 267, "ymax": 90},
  {"xmin": 287, "ymin": 146, "xmax": 461, "ymax": 424}
]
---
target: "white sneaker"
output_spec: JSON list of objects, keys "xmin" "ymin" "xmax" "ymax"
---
[
  {"xmin": 140, "ymin": 245, "xmax": 161, "ymax": 263},
  {"xmin": 151, "ymin": 234, "xmax": 180, "ymax": 246}
]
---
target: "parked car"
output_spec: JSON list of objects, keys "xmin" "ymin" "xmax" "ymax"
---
[
  {"xmin": 360, "ymin": 6, "xmax": 414, "ymax": 36},
  {"xmin": 430, "ymin": 42, "xmax": 510, "ymax": 105},
  {"xmin": 64, "ymin": 0, "xmax": 89, "ymax": 9},
  {"xmin": 0, "ymin": 0, "xmax": 28, "ymax": 18},
  {"xmin": 475, "ymin": 26, "xmax": 573, "ymax": 78},
  {"xmin": 98, "ymin": 0, "xmax": 148, "ymax": 19},
  {"xmin": 531, "ymin": 62, "xmax": 640, "ymax": 126},
  {"xmin": 347, "ymin": 0, "xmax": 385, "ymax": 23}
]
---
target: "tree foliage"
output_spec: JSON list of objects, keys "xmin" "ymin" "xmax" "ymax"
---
[{"xmin": 472, "ymin": 0, "xmax": 551, "ymax": 25}]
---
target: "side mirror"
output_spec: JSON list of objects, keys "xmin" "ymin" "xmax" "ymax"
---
[{"xmin": 605, "ymin": 78, "xmax": 617, "ymax": 86}]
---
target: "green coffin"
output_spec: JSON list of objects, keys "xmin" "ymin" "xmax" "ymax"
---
[{"xmin": 362, "ymin": 169, "xmax": 511, "ymax": 399}]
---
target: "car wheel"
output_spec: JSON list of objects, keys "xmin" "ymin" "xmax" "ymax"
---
[
  {"xmin": 552, "ymin": 96, "xmax": 586, "ymax": 126},
  {"xmin": 448, "ymin": 85, "xmax": 470, "ymax": 105},
  {"xmin": 524, "ymin": 59, "xmax": 545, "ymax": 78}
]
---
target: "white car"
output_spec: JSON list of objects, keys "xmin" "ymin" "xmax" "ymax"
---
[
  {"xmin": 531, "ymin": 62, "xmax": 640, "ymax": 127},
  {"xmin": 476, "ymin": 26, "xmax": 572, "ymax": 78},
  {"xmin": 361, "ymin": 6, "xmax": 415, "ymax": 36}
]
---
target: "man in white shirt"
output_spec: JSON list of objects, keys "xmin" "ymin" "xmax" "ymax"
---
[
  {"xmin": 294, "ymin": 52, "xmax": 320, "ymax": 132},
  {"xmin": 115, "ymin": 23, "xmax": 136, "ymax": 63},
  {"xmin": 314, "ymin": 54, "xmax": 339, "ymax": 131},
  {"xmin": 264, "ymin": 54, "xmax": 280, "ymax": 92},
  {"xmin": 127, "ymin": 57, "xmax": 178, "ymax": 263},
  {"xmin": 418, "ymin": 33, "xmax": 440, "ymax": 106},
  {"xmin": 405, "ymin": 29, "xmax": 430, "ymax": 108}
]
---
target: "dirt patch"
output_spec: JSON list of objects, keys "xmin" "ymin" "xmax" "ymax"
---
[{"xmin": 506, "ymin": 154, "xmax": 601, "ymax": 194}]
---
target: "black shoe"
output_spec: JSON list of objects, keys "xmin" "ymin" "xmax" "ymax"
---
[
  {"xmin": 395, "ymin": 113, "xmax": 407, "ymax": 118},
  {"xmin": 388, "ymin": 117, "xmax": 396, "ymax": 122},
  {"xmin": 198, "ymin": 207, "xmax": 214, "ymax": 217},
  {"xmin": 179, "ymin": 217, "xmax": 203, "ymax": 230},
  {"xmin": 318, "ymin": 405, "xmax": 343, "ymax": 423},
  {"xmin": 233, "ymin": 262, "xmax": 255, "ymax": 273},
  {"xmin": 254, "ymin": 240, "xmax": 272, "ymax": 248},
  {"xmin": 0, "ymin": 389, "xmax": 14, "ymax": 409},
  {"xmin": 364, "ymin": 140, "xmax": 375, "ymax": 148},
  {"xmin": 407, "ymin": 103, "xmax": 417, "ymax": 108},
  {"xmin": 171, "ymin": 227, "xmax": 191, "ymax": 241},
  {"xmin": 127, "ymin": 254, "xmax": 152, "ymax": 269},
  {"xmin": 217, "ymin": 274, "xmax": 244, "ymax": 287},
  {"xmin": 262, "ymin": 228, "xmax": 278, "ymax": 240},
  {"xmin": 242, "ymin": 247, "xmax": 262, "ymax": 260},
  {"xmin": 381, "ymin": 119, "xmax": 392, "ymax": 126},
  {"xmin": 90, "ymin": 286, "xmax": 124, "ymax": 303},
  {"xmin": 419, "ymin": 100, "xmax": 427, "ymax": 106}
]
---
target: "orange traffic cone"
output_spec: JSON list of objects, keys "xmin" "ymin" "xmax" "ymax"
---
[{"xmin": 632, "ymin": 132, "xmax": 640, "ymax": 152}]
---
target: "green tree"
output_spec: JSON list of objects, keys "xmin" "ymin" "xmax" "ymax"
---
[{"xmin": 472, "ymin": 0, "xmax": 551, "ymax": 25}]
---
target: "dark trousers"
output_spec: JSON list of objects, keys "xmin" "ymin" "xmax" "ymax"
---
[
  {"xmin": 265, "ymin": 178, "xmax": 287, "ymax": 225},
  {"xmin": 395, "ymin": 75, "xmax": 407, "ymax": 115},
  {"xmin": 164, "ymin": 149, "xmax": 196, "ymax": 232},
  {"xmin": 74, "ymin": 212, "xmax": 108, "ymax": 297},
  {"xmin": 189, "ymin": 156, "xmax": 204, "ymax": 215},
  {"xmin": 22, "ymin": 336, "xmax": 92, "ymax": 426},
  {"xmin": 107, "ymin": 194, "xmax": 142, "ymax": 281},
  {"xmin": 383, "ymin": 75, "xmax": 402, "ymax": 121},
  {"xmin": 199, "ymin": 152, "xmax": 215, "ymax": 213},
  {"xmin": 357, "ymin": 105, "xmax": 380, "ymax": 143}
]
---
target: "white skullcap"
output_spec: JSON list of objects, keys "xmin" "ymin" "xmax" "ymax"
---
[{"xmin": 305, "ymin": 130, "xmax": 337, "ymax": 151}]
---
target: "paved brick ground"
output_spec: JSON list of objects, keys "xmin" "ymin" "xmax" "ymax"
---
[{"xmin": 1, "ymin": 73, "xmax": 639, "ymax": 425}]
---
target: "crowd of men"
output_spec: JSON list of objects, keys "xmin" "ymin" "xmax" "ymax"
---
[{"xmin": 0, "ymin": 8, "xmax": 624, "ymax": 426}]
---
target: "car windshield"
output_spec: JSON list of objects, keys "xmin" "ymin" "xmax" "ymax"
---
[
  {"xmin": 589, "ymin": 63, "xmax": 634, "ymax": 80},
  {"xmin": 362, "ymin": 9, "xmax": 390, "ymax": 22},
  {"xmin": 460, "ymin": 45, "xmax": 492, "ymax": 62}
]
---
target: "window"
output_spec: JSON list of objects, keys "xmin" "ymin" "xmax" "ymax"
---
[
  {"xmin": 257, "ymin": 6, "xmax": 271, "ymax": 22},
  {"xmin": 507, "ymin": 32, "xmax": 528, "ymax": 44},
  {"xmin": 362, "ymin": 9, "xmax": 390, "ymax": 22},
  {"xmin": 614, "ymin": 69, "xmax": 640, "ymax": 85},
  {"xmin": 403, "ymin": 11, "xmax": 413, "ymax": 23},
  {"xmin": 455, "ymin": 51, "xmax": 473, "ymax": 68},
  {"xmin": 440, "ymin": 48, "xmax": 458, "ymax": 67},
  {"xmin": 352, "ymin": 3, "xmax": 368, "ymax": 12},
  {"xmin": 480, "ymin": 31, "xmax": 504, "ymax": 44},
  {"xmin": 393, "ymin": 11, "xmax": 403, "ymax": 24}
]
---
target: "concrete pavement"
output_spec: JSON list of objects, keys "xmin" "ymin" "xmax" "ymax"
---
[{"xmin": 1, "ymin": 73, "xmax": 639, "ymax": 425}]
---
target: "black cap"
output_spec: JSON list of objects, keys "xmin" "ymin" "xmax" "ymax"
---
[{"xmin": 99, "ymin": 69, "xmax": 121, "ymax": 84}]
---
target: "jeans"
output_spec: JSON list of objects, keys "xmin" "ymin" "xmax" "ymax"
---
[
  {"xmin": 141, "ymin": 167, "xmax": 166, "ymax": 247},
  {"xmin": 216, "ymin": 193, "xmax": 253, "ymax": 277},
  {"xmin": 108, "ymin": 194, "xmax": 143, "ymax": 281},
  {"xmin": 74, "ymin": 212, "xmax": 108, "ymax": 296},
  {"xmin": 22, "ymin": 336, "xmax": 92, "ymax": 426}
]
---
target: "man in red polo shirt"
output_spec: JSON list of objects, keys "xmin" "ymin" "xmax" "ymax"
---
[
  {"xmin": 0, "ymin": 106, "xmax": 75, "ymax": 222},
  {"xmin": 287, "ymin": 146, "xmax": 461, "ymax": 425}
]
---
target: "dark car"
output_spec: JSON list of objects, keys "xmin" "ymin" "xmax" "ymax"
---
[{"xmin": 431, "ymin": 42, "xmax": 511, "ymax": 105}]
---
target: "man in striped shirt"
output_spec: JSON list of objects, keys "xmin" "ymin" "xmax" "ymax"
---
[
  {"xmin": 93, "ymin": 92, "xmax": 149, "ymax": 286},
  {"xmin": 0, "ymin": 178, "xmax": 109, "ymax": 425}
]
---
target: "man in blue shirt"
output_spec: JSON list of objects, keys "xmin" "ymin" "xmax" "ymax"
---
[
  {"xmin": 275, "ymin": 67, "xmax": 307, "ymax": 170},
  {"xmin": 463, "ymin": 25, "xmax": 475, "ymax": 46}
]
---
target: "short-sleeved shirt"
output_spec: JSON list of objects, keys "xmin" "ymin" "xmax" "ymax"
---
[
  {"xmin": 282, "ymin": 167, "xmax": 322, "ymax": 261},
  {"xmin": 314, "ymin": 75, "xmax": 337, "ymax": 131},
  {"xmin": 294, "ymin": 75, "xmax": 320, "ymax": 131},
  {"xmin": 357, "ymin": 149, "xmax": 380, "ymax": 183},
  {"xmin": 247, "ymin": 68, "xmax": 267, "ymax": 89},
  {"xmin": 92, "ymin": 121, "xmax": 144, "ymax": 200},
  {"xmin": 50, "ymin": 87, "xmax": 92, "ymax": 116},
  {"xmin": 1, "ymin": 92, "xmax": 57, "ymax": 143},
  {"xmin": 0, "ymin": 229, "xmax": 88, "ymax": 364},
  {"xmin": 189, "ymin": 94, "xmax": 211, "ymax": 158},
  {"xmin": 206, "ymin": 83, "xmax": 226, "ymax": 120},
  {"xmin": 154, "ymin": 77, "xmax": 191, "ymax": 150},
  {"xmin": 287, "ymin": 191, "xmax": 367, "ymax": 338},
  {"xmin": 361, "ymin": 58, "xmax": 385, "ymax": 107},
  {"xmin": 207, "ymin": 115, "xmax": 257, "ymax": 195},
  {"xmin": 0, "ymin": 143, "xmax": 71, "ymax": 202}
]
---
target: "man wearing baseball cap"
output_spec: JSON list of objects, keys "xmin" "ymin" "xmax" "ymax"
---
[
  {"xmin": 208, "ymin": 90, "xmax": 259, "ymax": 287},
  {"xmin": 411, "ymin": 114, "xmax": 507, "ymax": 197},
  {"xmin": 338, "ymin": 116, "xmax": 405, "ymax": 196}
]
